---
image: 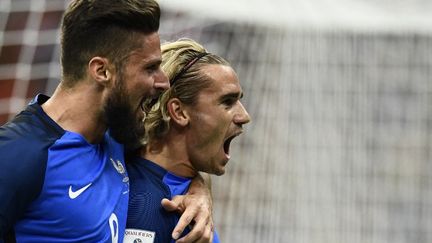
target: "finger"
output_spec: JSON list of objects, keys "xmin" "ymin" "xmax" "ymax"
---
[
  {"xmin": 173, "ymin": 206, "xmax": 199, "ymax": 241},
  {"xmin": 161, "ymin": 198, "xmax": 180, "ymax": 212},
  {"xmin": 176, "ymin": 209, "xmax": 209, "ymax": 243},
  {"xmin": 195, "ymin": 220, "xmax": 213, "ymax": 243}
]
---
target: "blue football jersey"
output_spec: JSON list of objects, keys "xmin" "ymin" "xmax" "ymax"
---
[
  {"xmin": 125, "ymin": 157, "xmax": 220, "ymax": 243},
  {"xmin": 0, "ymin": 94, "xmax": 129, "ymax": 242}
]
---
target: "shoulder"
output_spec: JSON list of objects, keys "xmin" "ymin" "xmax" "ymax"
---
[
  {"xmin": 126, "ymin": 157, "xmax": 174, "ymax": 226},
  {"xmin": 0, "ymin": 104, "xmax": 64, "ymax": 176},
  {"xmin": 127, "ymin": 157, "xmax": 162, "ymax": 192},
  {"xmin": 0, "ymin": 96, "xmax": 65, "ymax": 195},
  {"xmin": 0, "ymin": 99, "xmax": 64, "ymax": 235},
  {"xmin": 126, "ymin": 157, "xmax": 171, "ymax": 193}
]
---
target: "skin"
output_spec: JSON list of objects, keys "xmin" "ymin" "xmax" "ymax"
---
[
  {"xmin": 42, "ymin": 32, "xmax": 213, "ymax": 242},
  {"xmin": 42, "ymin": 33, "xmax": 168, "ymax": 144},
  {"xmin": 162, "ymin": 174, "xmax": 213, "ymax": 243},
  {"xmin": 104, "ymin": 33, "xmax": 168, "ymax": 149},
  {"xmin": 118, "ymin": 33, "xmax": 168, "ymax": 121},
  {"xmin": 145, "ymin": 64, "xmax": 250, "ymax": 176},
  {"xmin": 183, "ymin": 65, "xmax": 251, "ymax": 176},
  {"xmin": 145, "ymin": 64, "xmax": 251, "ymax": 242}
]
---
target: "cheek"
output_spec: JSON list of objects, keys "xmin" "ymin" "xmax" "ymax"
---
[
  {"xmin": 127, "ymin": 77, "xmax": 153, "ymax": 103},
  {"xmin": 138, "ymin": 75, "xmax": 153, "ymax": 89},
  {"xmin": 126, "ymin": 71, "xmax": 152, "ymax": 91},
  {"xmin": 132, "ymin": 80, "xmax": 151, "ymax": 96},
  {"xmin": 194, "ymin": 117, "xmax": 226, "ymax": 148},
  {"xmin": 189, "ymin": 105, "xmax": 231, "ymax": 140}
]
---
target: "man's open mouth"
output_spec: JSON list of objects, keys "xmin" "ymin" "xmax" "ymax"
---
[{"xmin": 223, "ymin": 132, "xmax": 242, "ymax": 155}]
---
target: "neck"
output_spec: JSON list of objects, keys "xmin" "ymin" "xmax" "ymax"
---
[
  {"xmin": 42, "ymin": 81, "xmax": 107, "ymax": 144},
  {"xmin": 142, "ymin": 134, "xmax": 197, "ymax": 178}
]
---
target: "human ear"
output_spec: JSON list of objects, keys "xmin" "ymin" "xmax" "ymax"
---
[
  {"xmin": 88, "ymin": 57, "xmax": 113, "ymax": 86},
  {"xmin": 167, "ymin": 98, "xmax": 189, "ymax": 127}
]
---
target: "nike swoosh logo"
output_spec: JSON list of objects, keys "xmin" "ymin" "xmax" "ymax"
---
[{"xmin": 68, "ymin": 183, "xmax": 92, "ymax": 199}]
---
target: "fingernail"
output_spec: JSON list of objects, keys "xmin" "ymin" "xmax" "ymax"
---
[{"xmin": 172, "ymin": 232, "xmax": 180, "ymax": 240}]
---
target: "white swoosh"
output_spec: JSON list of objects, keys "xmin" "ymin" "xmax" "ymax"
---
[{"xmin": 68, "ymin": 183, "xmax": 92, "ymax": 199}]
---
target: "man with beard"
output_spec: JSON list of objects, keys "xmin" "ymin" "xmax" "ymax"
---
[
  {"xmin": 124, "ymin": 39, "xmax": 251, "ymax": 243},
  {"xmin": 0, "ymin": 1, "xmax": 213, "ymax": 243}
]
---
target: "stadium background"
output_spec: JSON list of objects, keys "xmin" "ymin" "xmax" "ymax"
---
[{"xmin": 1, "ymin": 0, "xmax": 432, "ymax": 242}]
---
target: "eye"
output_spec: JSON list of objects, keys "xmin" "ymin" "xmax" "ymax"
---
[
  {"xmin": 221, "ymin": 98, "xmax": 237, "ymax": 108},
  {"xmin": 146, "ymin": 64, "xmax": 159, "ymax": 73}
]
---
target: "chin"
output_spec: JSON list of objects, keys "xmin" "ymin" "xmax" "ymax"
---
[{"xmin": 213, "ymin": 168, "xmax": 226, "ymax": 176}]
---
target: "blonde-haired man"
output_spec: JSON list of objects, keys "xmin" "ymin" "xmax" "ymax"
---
[{"xmin": 125, "ymin": 39, "xmax": 251, "ymax": 243}]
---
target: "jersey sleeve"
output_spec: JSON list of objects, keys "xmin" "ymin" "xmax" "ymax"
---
[{"xmin": 0, "ymin": 121, "xmax": 51, "ymax": 238}]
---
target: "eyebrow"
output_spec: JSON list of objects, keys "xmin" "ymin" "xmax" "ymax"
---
[
  {"xmin": 219, "ymin": 91, "xmax": 244, "ymax": 102},
  {"xmin": 145, "ymin": 59, "xmax": 162, "ymax": 67}
]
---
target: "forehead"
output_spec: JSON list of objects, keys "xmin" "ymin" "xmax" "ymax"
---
[
  {"xmin": 124, "ymin": 32, "xmax": 162, "ymax": 67},
  {"xmin": 200, "ymin": 64, "xmax": 241, "ymax": 95}
]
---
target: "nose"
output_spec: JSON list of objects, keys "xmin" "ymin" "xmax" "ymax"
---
[
  {"xmin": 154, "ymin": 69, "xmax": 170, "ymax": 91},
  {"xmin": 234, "ymin": 101, "xmax": 251, "ymax": 125}
]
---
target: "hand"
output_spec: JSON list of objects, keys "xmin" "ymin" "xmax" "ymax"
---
[
  {"xmin": 161, "ymin": 173, "xmax": 213, "ymax": 243},
  {"xmin": 161, "ymin": 196, "xmax": 213, "ymax": 243}
]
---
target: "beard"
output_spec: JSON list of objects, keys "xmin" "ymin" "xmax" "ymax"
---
[{"xmin": 104, "ymin": 77, "xmax": 145, "ymax": 152}]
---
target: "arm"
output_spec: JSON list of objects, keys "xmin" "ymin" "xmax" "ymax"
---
[
  {"xmin": 0, "ymin": 121, "xmax": 50, "ymax": 239},
  {"xmin": 0, "ymin": 145, "xmax": 46, "ymax": 239},
  {"xmin": 161, "ymin": 172, "xmax": 213, "ymax": 243}
]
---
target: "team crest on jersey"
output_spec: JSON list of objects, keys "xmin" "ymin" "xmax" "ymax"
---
[{"xmin": 110, "ymin": 158, "xmax": 129, "ymax": 184}]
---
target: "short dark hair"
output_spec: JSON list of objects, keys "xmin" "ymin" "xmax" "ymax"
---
[{"xmin": 61, "ymin": 0, "xmax": 160, "ymax": 86}]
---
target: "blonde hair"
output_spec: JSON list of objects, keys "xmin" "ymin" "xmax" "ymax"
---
[{"xmin": 144, "ymin": 38, "xmax": 230, "ymax": 143}]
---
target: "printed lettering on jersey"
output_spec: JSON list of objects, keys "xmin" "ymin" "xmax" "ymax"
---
[{"xmin": 123, "ymin": 228, "xmax": 155, "ymax": 243}]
